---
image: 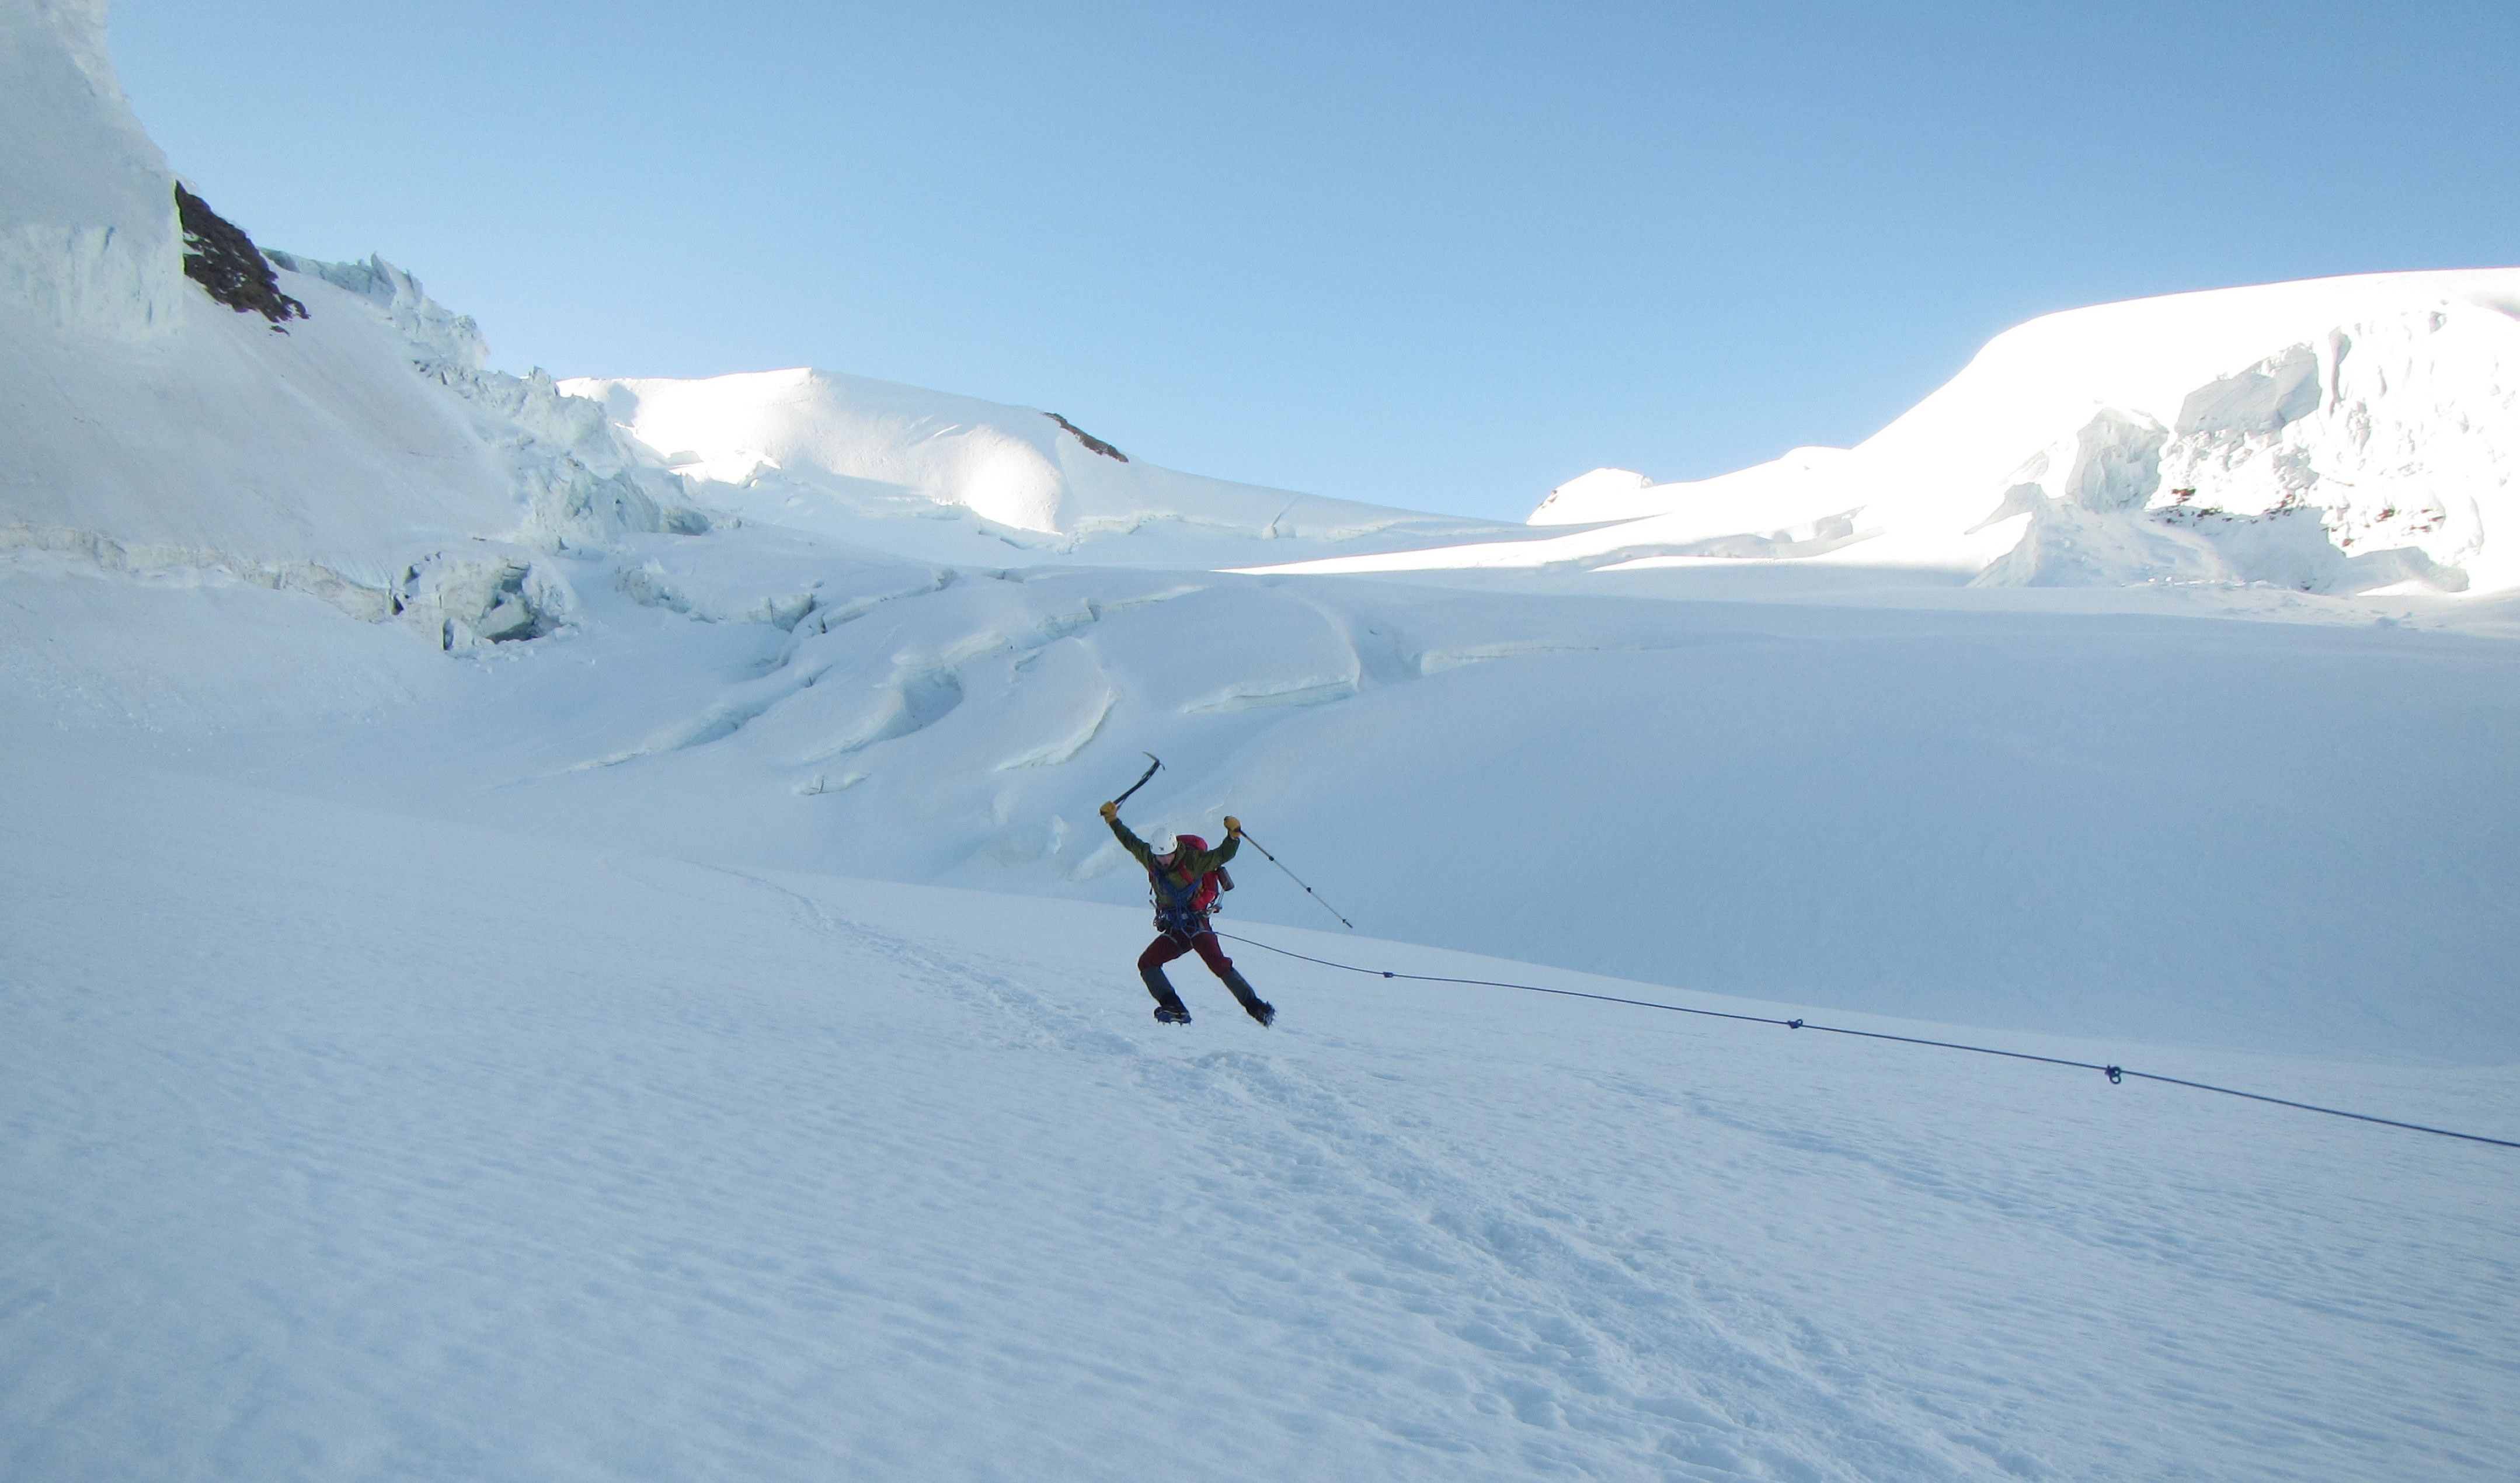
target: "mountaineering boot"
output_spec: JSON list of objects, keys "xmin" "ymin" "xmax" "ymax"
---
[
  {"xmin": 1220, "ymin": 967, "xmax": 1276, "ymax": 1028},
  {"xmin": 1140, "ymin": 965, "xmax": 1191, "ymax": 1022}
]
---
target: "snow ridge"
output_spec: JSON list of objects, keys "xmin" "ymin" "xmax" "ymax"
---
[
  {"xmin": 1505, "ymin": 274, "xmax": 2520, "ymax": 595},
  {"xmin": 562, "ymin": 366, "xmax": 1506, "ymax": 557},
  {"xmin": 0, "ymin": 0, "xmax": 186, "ymax": 335}
]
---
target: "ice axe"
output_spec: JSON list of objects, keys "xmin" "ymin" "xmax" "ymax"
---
[{"xmin": 1109, "ymin": 752, "xmax": 1163, "ymax": 810}]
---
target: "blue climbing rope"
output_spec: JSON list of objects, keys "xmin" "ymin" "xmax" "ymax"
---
[{"xmin": 1213, "ymin": 932, "xmax": 2520, "ymax": 1152}]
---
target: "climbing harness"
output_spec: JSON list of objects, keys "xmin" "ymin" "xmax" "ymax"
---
[{"xmin": 1148, "ymin": 835, "xmax": 1231, "ymax": 942}]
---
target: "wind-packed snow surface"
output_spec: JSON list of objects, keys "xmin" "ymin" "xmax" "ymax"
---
[
  {"xmin": 7, "ymin": 743, "xmax": 2515, "ymax": 1483},
  {"xmin": 5, "ymin": 4, "xmax": 2517, "ymax": 1479}
]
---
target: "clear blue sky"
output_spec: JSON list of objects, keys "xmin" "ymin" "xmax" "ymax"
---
[{"xmin": 112, "ymin": 1, "xmax": 2519, "ymax": 521}]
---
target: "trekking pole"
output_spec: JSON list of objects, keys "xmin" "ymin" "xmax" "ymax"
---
[
  {"xmin": 1235, "ymin": 828, "xmax": 1355, "ymax": 930},
  {"xmin": 1110, "ymin": 753, "xmax": 1163, "ymax": 810}
]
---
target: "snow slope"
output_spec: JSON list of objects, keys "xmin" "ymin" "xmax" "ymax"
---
[
  {"xmin": 5, "ymin": 732, "xmax": 2514, "ymax": 1483},
  {"xmin": 131, "ymin": 548, "xmax": 2497, "ymax": 1066},
  {"xmin": 7, "ymin": 5, "xmax": 2519, "ymax": 1479},
  {"xmin": 561, "ymin": 367, "xmax": 1521, "ymax": 568},
  {"xmin": 0, "ymin": 0, "xmax": 185, "ymax": 336},
  {"xmin": 1296, "ymin": 271, "xmax": 2520, "ymax": 595},
  {"xmin": 0, "ymin": 0, "xmax": 702, "ymax": 649},
  {"xmin": 2, "ymin": 2, "xmax": 523, "ymax": 618}
]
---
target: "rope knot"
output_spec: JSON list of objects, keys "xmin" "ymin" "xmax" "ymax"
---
[
  {"xmin": 2105, "ymin": 1065, "xmax": 2123, "ymax": 1085},
  {"xmin": 1787, "ymin": 1019, "xmax": 1804, "ymax": 1029}
]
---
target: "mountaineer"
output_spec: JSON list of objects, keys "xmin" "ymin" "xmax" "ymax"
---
[{"xmin": 1100, "ymin": 800, "xmax": 1275, "ymax": 1027}]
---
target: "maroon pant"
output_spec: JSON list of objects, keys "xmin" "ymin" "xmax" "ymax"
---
[{"xmin": 1139, "ymin": 930, "xmax": 1233, "ymax": 977}]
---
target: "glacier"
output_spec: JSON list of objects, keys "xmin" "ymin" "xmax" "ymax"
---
[{"xmin": 5, "ymin": 2, "xmax": 2516, "ymax": 1479}]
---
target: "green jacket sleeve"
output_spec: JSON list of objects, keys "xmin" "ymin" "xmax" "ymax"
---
[
  {"xmin": 1181, "ymin": 832, "xmax": 1240, "ymax": 875},
  {"xmin": 1108, "ymin": 813, "xmax": 1155, "ymax": 868}
]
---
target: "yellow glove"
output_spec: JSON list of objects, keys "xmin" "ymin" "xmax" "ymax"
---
[
  {"xmin": 1223, "ymin": 814, "xmax": 1241, "ymax": 835},
  {"xmin": 1099, "ymin": 800, "xmax": 1120, "ymax": 820}
]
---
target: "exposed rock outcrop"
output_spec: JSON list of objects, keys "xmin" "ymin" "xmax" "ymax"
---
[
  {"xmin": 1047, "ymin": 412, "xmax": 1127, "ymax": 462},
  {"xmin": 173, "ymin": 184, "xmax": 305, "ymax": 326}
]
